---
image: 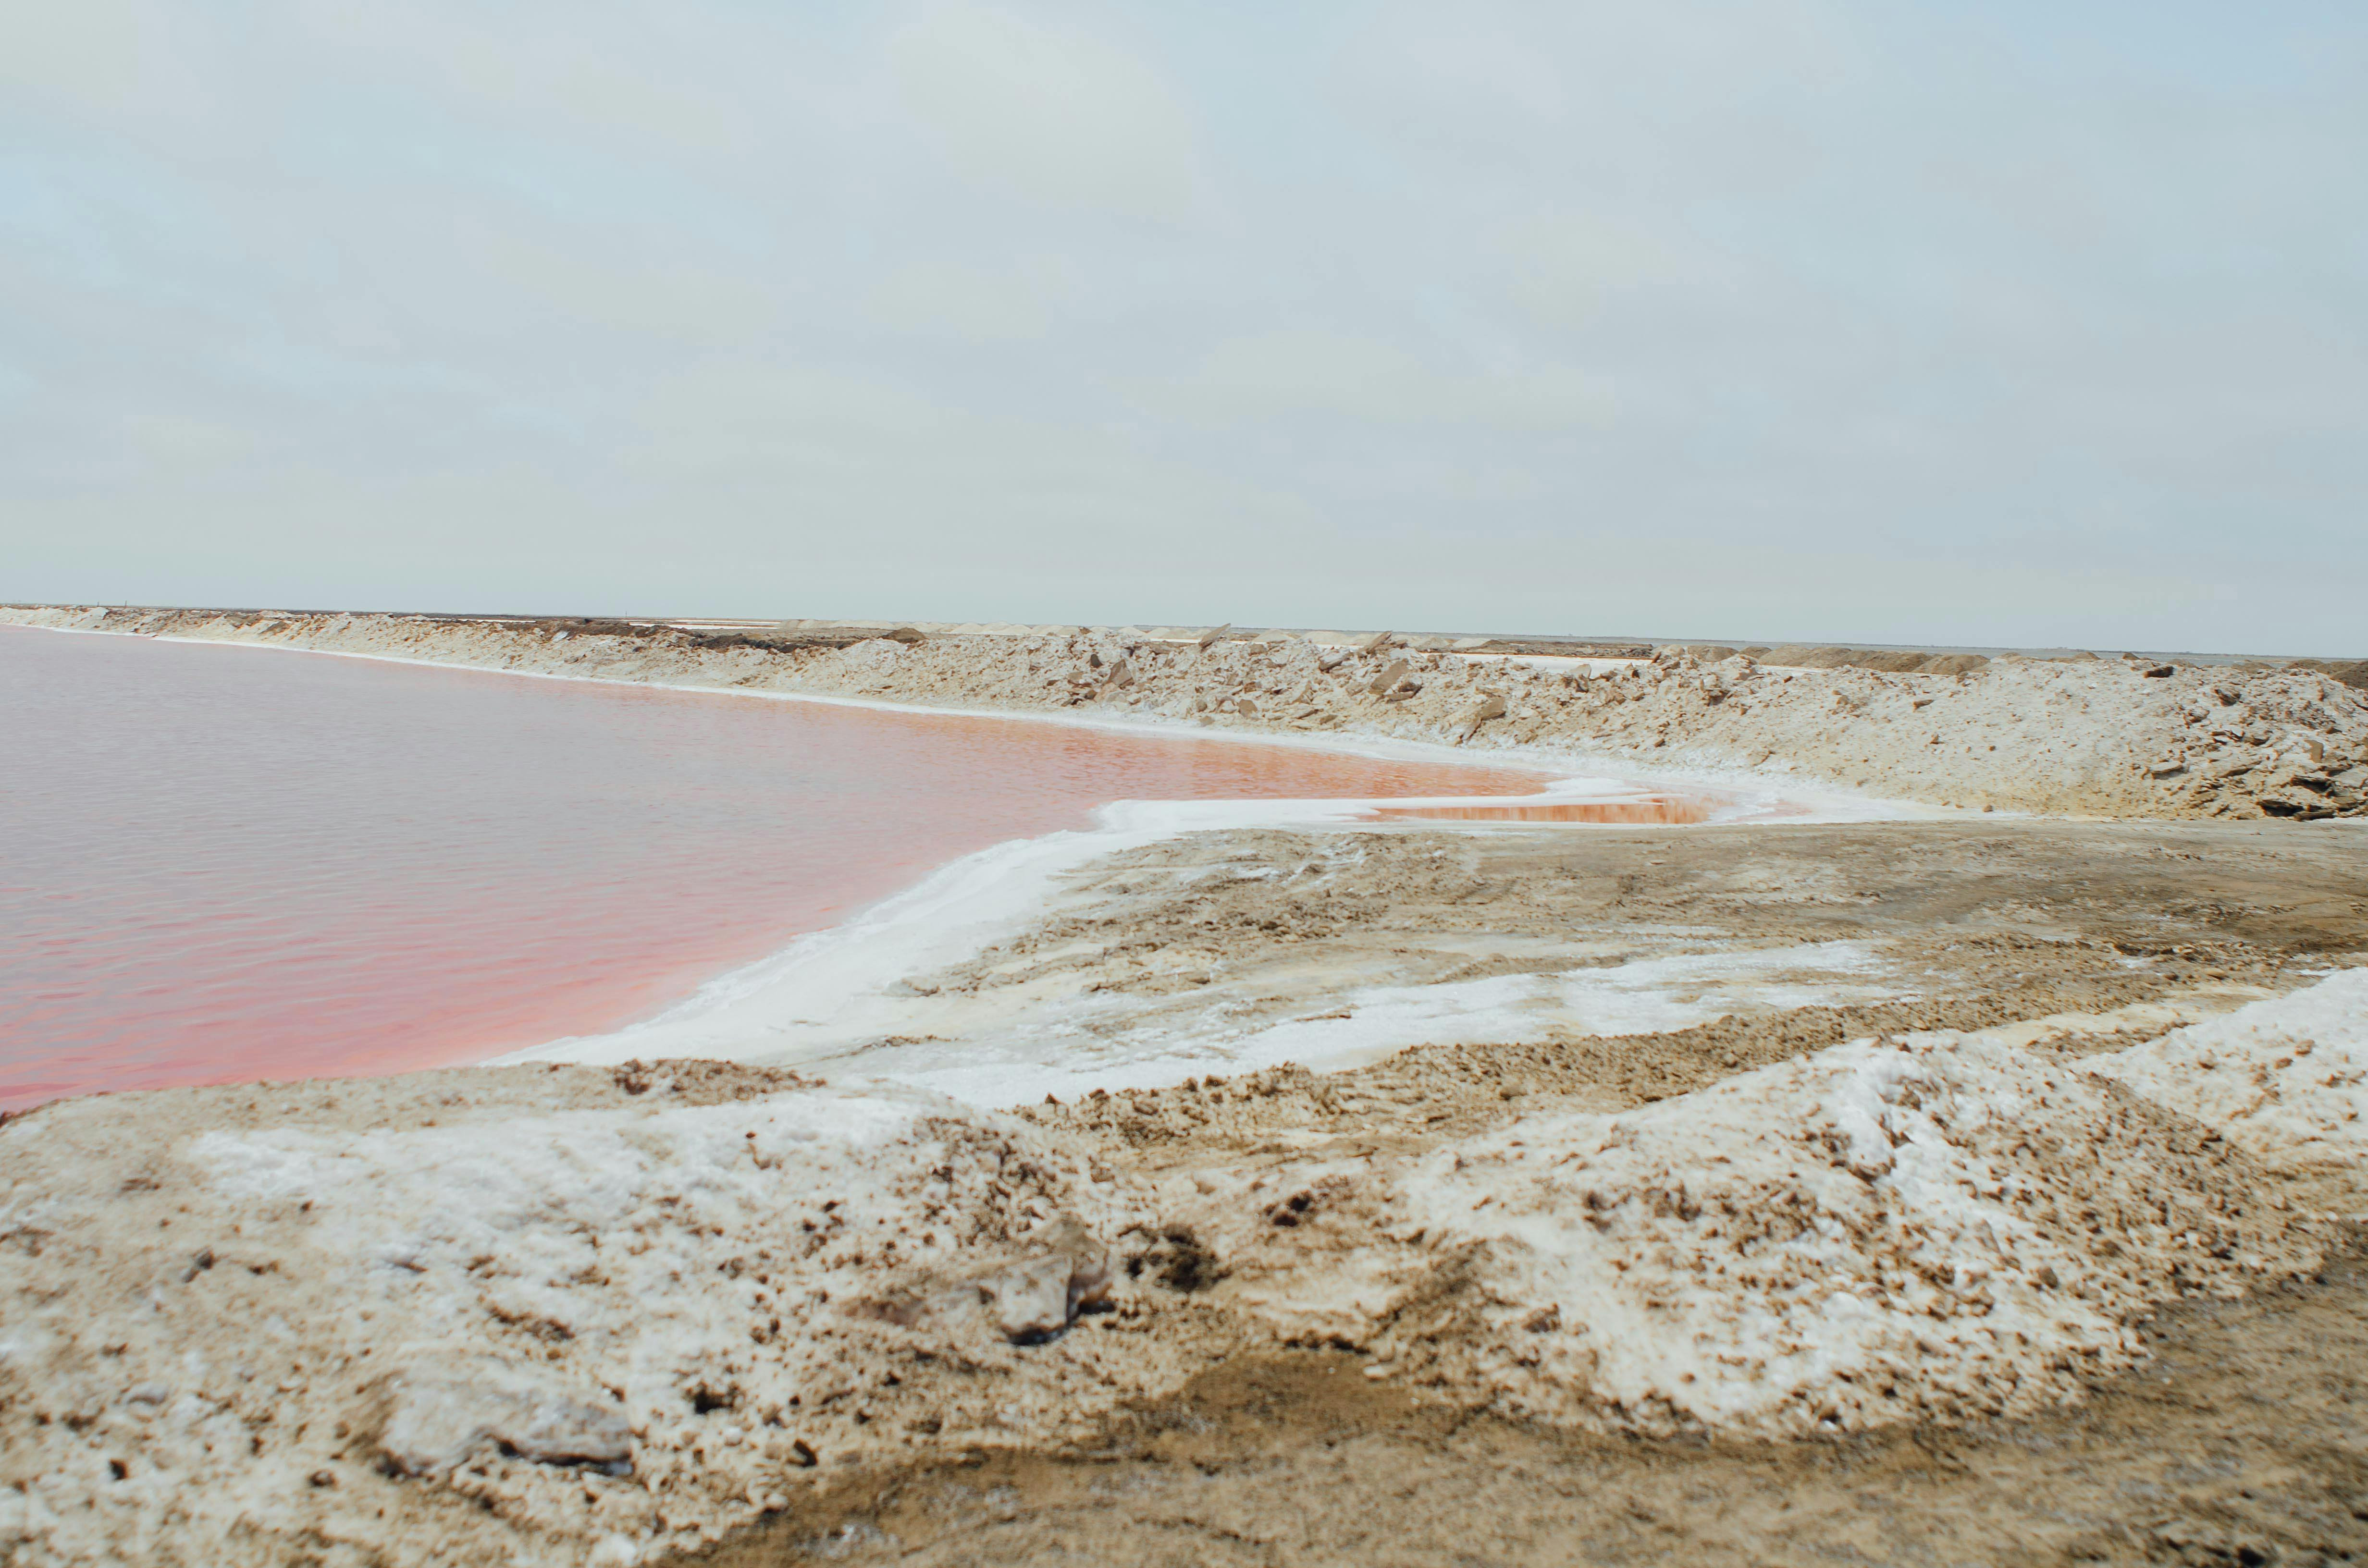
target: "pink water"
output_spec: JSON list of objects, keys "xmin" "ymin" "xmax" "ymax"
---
[{"xmin": 0, "ymin": 627, "xmax": 1545, "ymax": 1109}]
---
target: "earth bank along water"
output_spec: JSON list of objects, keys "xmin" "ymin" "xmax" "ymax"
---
[{"xmin": 6, "ymin": 604, "xmax": 2364, "ymax": 821}]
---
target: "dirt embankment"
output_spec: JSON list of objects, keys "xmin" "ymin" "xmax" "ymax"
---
[
  {"xmin": 1, "ymin": 1008, "xmax": 2349, "ymax": 1568},
  {"xmin": 701, "ymin": 1247, "xmax": 2368, "ymax": 1568},
  {"xmin": 6, "ymin": 820, "xmax": 2368, "ymax": 1567},
  {"xmin": 7, "ymin": 605, "xmax": 2365, "ymax": 821}
]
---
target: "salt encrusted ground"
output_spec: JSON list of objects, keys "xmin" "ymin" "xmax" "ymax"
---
[
  {"xmin": 2, "ymin": 973, "xmax": 2361, "ymax": 1566},
  {"xmin": 6, "ymin": 605, "xmax": 2364, "ymax": 820},
  {"xmin": 3, "ymin": 609, "xmax": 2368, "ymax": 1566},
  {"xmin": 4, "ymin": 813, "xmax": 2366, "ymax": 1565}
]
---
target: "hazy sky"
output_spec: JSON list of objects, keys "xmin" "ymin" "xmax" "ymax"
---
[{"xmin": 4, "ymin": 3, "xmax": 2363, "ymax": 650}]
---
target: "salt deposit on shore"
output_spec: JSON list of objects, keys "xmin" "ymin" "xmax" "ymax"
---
[
  {"xmin": 491, "ymin": 793, "xmax": 1895, "ymax": 1093},
  {"xmin": 4, "ymin": 606, "xmax": 2368, "ymax": 1566},
  {"xmin": 2, "ymin": 975, "xmax": 2362, "ymax": 1566},
  {"xmin": 6, "ymin": 605, "xmax": 2363, "ymax": 820},
  {"xmin": 2095, "ymin": 967, "xmax": 2368, "ymax": 1198}
]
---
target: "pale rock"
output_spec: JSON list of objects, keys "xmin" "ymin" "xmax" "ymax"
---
[
  {"xmin": 376, "ymin": 1358, "xmax": 632, "ymax": 1477},
  {"xmin": 1454, "ymin": 693, "xmax": 1508, "ymax": 743},
  {"xmin": 975, "ymin": 1254, "xmax": 1076, "ymax": 1343}
]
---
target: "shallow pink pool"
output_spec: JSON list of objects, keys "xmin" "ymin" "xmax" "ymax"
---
[{"xmin": 0, "ymin": 627, "xmax": 1542, "ymax": 1108}]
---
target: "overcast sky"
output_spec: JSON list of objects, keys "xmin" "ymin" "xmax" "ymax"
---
[{"xmin": 4, "ymin": 2, "xmax": 2363, "ymax": 651}]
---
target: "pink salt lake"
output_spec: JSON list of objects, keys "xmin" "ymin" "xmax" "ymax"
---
[{"xmin": 0, "ymin": 626, "xmax": 1549, "ymax": 1109}]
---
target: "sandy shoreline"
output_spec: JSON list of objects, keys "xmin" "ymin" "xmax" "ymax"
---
[{"xmin": 4, "ymin": 609, "xmax": 2368, "ymax": 1566}]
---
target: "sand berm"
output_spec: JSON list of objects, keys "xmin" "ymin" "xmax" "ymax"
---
[{"xmin": 5, "ymin": 603, "xmax": 2365, "ymax": 820}]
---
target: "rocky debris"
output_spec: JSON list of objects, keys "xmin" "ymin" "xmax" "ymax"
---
[
  {"xmin": 872, "ymin": 1218, "xmax": 1116, "ymax": 1344},
  {"xmin": 974, "ymin": 1246, "xmax": 1114, "ymax": 1343},
  {"xmin": 976, "ymin": 1255, "xmax": 1080, "ymax": 1342},
  {"xmin": 1454, "ymin": 692, "xmax": 1507, "ymax": 744},
  {"xmin": 376, "ymin": 1359, "xmax": 632, "ymax": 1477},
  {"xmin": 831, "ymin": 637, "xmax": 906, "ymax": 688}
]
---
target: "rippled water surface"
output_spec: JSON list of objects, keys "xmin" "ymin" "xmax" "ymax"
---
[{"xmin": 0, "ymin": 627, "xmax": 1543, "ymax": 1107}]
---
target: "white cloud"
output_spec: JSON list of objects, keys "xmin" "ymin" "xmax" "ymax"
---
[
  {"xmin": 462, "ymin": 225, "xmax": 783, "ymax": 345},
  {"xmin": 0, "ymin": 0, "xmax": 230, "ymax": 130},
  {"xmin": 1493, "ymin": 212, "xmax": 1732, "ymax": 328},
  {"xmin": 1163, "ymin": 331, "xmax": 1616, "ymax": 431},
  {"xmin": 284, "ymin": 0, "xmax": 773, "ymax": 155},
  {"xmin": 888, "ymin": 3, "xmax": 1208, "ymax": 222},
  {"xmin": 1, "ymin": 1, "xmax": 2363, "ymax": 649},
  {"xmin": 862, "ymin": 258, "xmax": 1052, "ymax": 343}
]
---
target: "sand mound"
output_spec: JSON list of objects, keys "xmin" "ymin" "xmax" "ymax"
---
[
  {"xmin": 2093, "ymin": 967, "xmax": 2368, "ymax": 1204},
  {"xmin": 7, "ymin": 974, "xmax": 2366, "ymax": 1565},
  {"xmin": 0, "ymin": 1070, "xmax": 1155, "ymax": 1563},
  {"xmin": 1139, "ymin": 1028, "xmax": 2330, "ymax": 1440},
  {"xmin": 0, "ymin": 1067, "xmax": 1157, "ymax": 1563}
]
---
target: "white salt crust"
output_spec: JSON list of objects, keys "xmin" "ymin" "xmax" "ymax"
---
[
  {"xmin": 2092, "ymin": 966, "xmax": 2368, "ymax": 1192},
  {"xmin": 4, "ymin": 976, "xmax": 2364, "ymax": 1564}
]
